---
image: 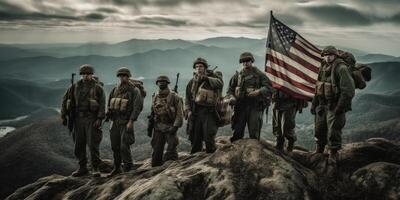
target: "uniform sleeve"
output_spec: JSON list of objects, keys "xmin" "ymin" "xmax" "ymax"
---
[
  {"xmin": 336, "ymin": 64, "xmax": 355, "ymax": 109},
  {"xmin": 258, "ymin": 71, "xmax": 275, "ymax": 96},
  {"xmin": 227, "ymin": 73, "xmax": 238, "ymax": 97},
  {"xmin": 61, "ymin": 85, "xmax": 73, "ymax": 118},
  {"xmin": 207, "ymin": 72, "xmax": 223, "ymax": 90},
  {"xmin": 130, "ymin": 87, "xmax": 143, "ymax": 121},
  {"xmin": 173, "ymin": 95, "xmax": 184, "ymax": 127},
  {"xmin": 96, "ymin": 85, "xmax": 106, "ymax": 119},
  {"xmin": 107, "ymin": 87, "xmax": 115, "ymax": 113},
  {"xmin": 185, "ymin": 80, "xmax": 193, "ymax": 111}
]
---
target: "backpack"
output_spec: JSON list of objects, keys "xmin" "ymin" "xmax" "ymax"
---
[
  {"xmin": 129, "ymin": 79, "xmax": 147, "ymax": 98},
  {"xmin": 338, "ymin": 51, "xmax": 372, "ymax": 89}
]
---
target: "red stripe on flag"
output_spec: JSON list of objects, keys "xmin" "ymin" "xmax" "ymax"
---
[
  {"xmin": 266, "ymin": 67, "xmax": 315, "ymax": 93},
  {"xmin": 267, "ymin": 54, "xmax": 317, "ymax": 84},
  {"xmin": 298, "ymin": 40, "xmax": 321, "ymax": 55},
  {"xmin": 293, "ymin": 42, "xmax": 322, "ymax": 63},
  {"xmin": 271, "ymin": 81, "xmax": 312, "ymax": 101},
  {"xmin": 297, "ymin": 36, "xmax": 321, "ymax": 53},
  {"xmin": 288, "ymin": 52, "xmax": 320, "ymax": 73}
]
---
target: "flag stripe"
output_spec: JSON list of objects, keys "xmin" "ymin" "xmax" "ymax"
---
[
  {"xmin": 271, "ymin": 82, "xmax": 312, "ymax": 100},
  {"xmin": 266, "ymin": 54, "xmax": 317, "ymax": 84},
  {"xmin": 293, "ymin": 40, "xmax": 322, "ymax": 62},
  {"xmin": 289, "ymin": 47, "xmax": 321, "ymax": 69},
  {"xmin": 297, "ymin": 36, "xmax": 321, "ymax": 53},
  {"xmin": 267, "ymin": 49, "xmax": 319, "ymax": 77},
  {"xmin": 266, "ymin": 64, "xmax": 315, "ymax": 93},
  {"xmin": 269, "ymin": 77, "xmax": 314, "ymax": 97}
]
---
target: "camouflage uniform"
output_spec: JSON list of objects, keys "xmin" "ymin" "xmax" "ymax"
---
[
  {"xmin": 185, "ymin": 58, "xmax": 223, "ymax": 154},
  {"xmin": 272, "ymin": 90, "xmax": 307, "ymax": 151},
  {"xmin": 312, "ymin": 46, "xmax": 355, "ymax": 153},
  {"xmin": 151, "ymin": 76, "xmax": 183, "ymax": 167},
  {"xmin": 227, "ymin": 53, "xmax": 274, "ymax": 142},
  {"xmin": 107, "ymin": 68, "xmax": 143, "ymax": 172},
  {"xmin": 61, "ymin": 64, "xmax": 105, "ymax": 176}
]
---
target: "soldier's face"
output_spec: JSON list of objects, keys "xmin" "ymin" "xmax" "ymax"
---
[
  {"xmin": 195, "ymin": 64, "xmax": 206, "ymax": 74},
  {"xmin": 324, "ymin": 54, "xmax": 336, "ymax": 63},
  {"xmin": 157, "ymin": 81, "xmax": 168, "ymax": 89},
  {"xmin": 81, "ymin": 73, "xmax": 92, "ymax": 81},
  {"xmin": 242, "ymin": 60, "xmax": 253, "ymax": 69},
  {"xmin": 119, "ymin": 75, "xmax": 129, "ymax": 83}
]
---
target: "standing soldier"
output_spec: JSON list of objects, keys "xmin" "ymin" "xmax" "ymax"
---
[
  {"xmin": 61, "ymin": 64, "xmax": 105, "ymax": 177},
  {"xmin": 311, "ymin": 46, "xmax": 355, "ymax": 163},
  {"xmin": 148, "ymin": 75, "xmax": 183, "ymax": 167},
  {"xmin": 272, "ymin": 91, "xmax": 307, "ymax": 152},
  {"xmin": 227, "ymin": 52, "xmax": 274, "ymax": 142},
  {"xmin": 185, "ymin": 57, "xmax": 223, "ymax": 154},
  {"xmin": 106, "ymin": 67, "xmax": 143, "ymax": 177}
]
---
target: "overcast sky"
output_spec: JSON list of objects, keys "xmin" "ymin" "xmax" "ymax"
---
[{"xmin": 0, "ymin": 0, "xmax": 399, "ymax": 55}]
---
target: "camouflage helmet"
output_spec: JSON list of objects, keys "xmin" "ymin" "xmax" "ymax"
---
[
  {"xmin": 193, "ymin": 57, "xmax": 208, "ymax": 69},
  {"xmin": 79, "ymin": 64, "xmax": 94, "ymax": 75},
  {"xmin": 156, "ymin": 75, "xmax": 170, "ymax": 84},
  {"xmin": 116, "ymin": 67, "xmax": 131, "ymax": 77},
  {"xmin": 321, "ymin": 46, "xmax": 339, "ymax": 56},
  {"xmin": 239, "ymin": 52, "xmax": 255, "ymax": 63}
]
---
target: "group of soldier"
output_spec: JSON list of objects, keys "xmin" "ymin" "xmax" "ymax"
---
[{"xmin": 61, "ymin": 45, "xmax": 355, "ymax": 177}]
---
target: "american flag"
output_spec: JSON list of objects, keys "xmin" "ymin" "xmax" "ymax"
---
[{"xmin": 265, "ymin": 13, "xmax": 322, "ymax": 100}]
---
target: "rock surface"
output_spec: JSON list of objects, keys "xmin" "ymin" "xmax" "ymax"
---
[{"xmin": 6, "ymin": 137, "xmax": 400, "ymax": 200}]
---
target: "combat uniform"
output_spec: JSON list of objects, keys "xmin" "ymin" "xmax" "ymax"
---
[
  {"xmin": 150, "ymin": 76, "xmax": 183, "ymax": 166},
  {"xmin": 272, "ymin": 90, "xmax": 307, "ymax": 151},
  {"xmin": 227, "ymin": 52, "xmax": 274, "ymax": 142},
  {"xmin": 107, "ymin": 67, "xmax": 143, "ymax": 172},
  {"xmin": 311, "ymin": 46, "xmax": 355, "ymax": 156},
  {"xmin": 61, "ymin": 64, "xmax": 105, "ymax": 176},
  {"xmin": 185, "ymin": 58, "xmax": 223, "ymax": 154}
]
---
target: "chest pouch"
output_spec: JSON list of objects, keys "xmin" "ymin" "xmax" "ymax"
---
[
  {"xmin": 89, "ymin": 99, "xmax": 99, "ymax": 112},
  {"xmin": 195, "ymin": 83, "xmax": 218, "ymax": 106}
]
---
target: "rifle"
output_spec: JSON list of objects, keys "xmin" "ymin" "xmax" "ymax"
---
[
  {"xmin": 173, "ymin": 73, "xmax": 180, "ymax": 93},
  {"xmin": 147, "ymin": 93, "xmax": 155, "ymax": 137},
  {"xmin": 67, "ymin": 73, "xmax": 76, "ymax": 133}
]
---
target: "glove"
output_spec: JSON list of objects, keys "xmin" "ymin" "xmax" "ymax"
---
[
  {"xmin": 61, "ymin": 116, "xmax": 67, "ymax": 126},
  {"xmin": 247, "ymin": 89, "xmax": 261, "ymax": 97}
]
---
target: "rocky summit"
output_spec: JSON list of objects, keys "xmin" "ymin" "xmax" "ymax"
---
[{"xmin": 6, "ymin": 137, "xmax": 400, "ymax": 200}]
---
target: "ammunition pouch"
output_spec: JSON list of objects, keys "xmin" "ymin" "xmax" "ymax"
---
[
  {"xmin": 195, "ymin": 86, "xmax": 218, "ymax": 106},
  {"xmin": 316, "ymin": 81, "xmax": 336, "ymax": 100},
  {"xmin": 89, "ymin": 99, "xmax": 100, "ymax": 112},
  {"xmin": 109, "ymin": 98, "xmax": 129, "ymax": 112}
]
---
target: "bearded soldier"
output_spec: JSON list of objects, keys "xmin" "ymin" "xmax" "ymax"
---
[
  {"xmin": 227, "ymin": 52, "xmax": 274, "ymax": 142},
  {"xmin": 311, "ymin": 46, "xmax": 355, "ymax": 163},
  {"xmin": 185, "ymin": 57, "xmax": 223, "ymax": 154},
  {"xmin": 148, "ymin": 75, "xmax": 183, "ymax": 167},
  {"xmin": 106, "ymin": 67, "xmax": 143, "ymax": 177},
  {"xmin": 61, "ymin": 64, "xmax": 105, "ymax": 177},
  {"xmin": 272, "ymin": 91, "xmax": 307, "ymax": 152}
]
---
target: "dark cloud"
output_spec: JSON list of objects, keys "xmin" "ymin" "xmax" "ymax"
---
[
  {"xmin": 389, "ymin": 13, "xmax": 400, "ymax": 24},
  {"xmin": 84, "ymin": 13, "xmax": 107, "ymax": 21},
  {"xmin": 135, "ymin": 16, "xmax": 190, "ymax": 26},
  {"xmin": 216, "ymin": 13, "xmax": 303, "ymax": 28},
  {"xmin": 96, "ymin": 7, "xmax": 120, "ymax": 14},
  {"xmin": 302, "ymin": 5, "xmax": 373, "ymax": 26}
]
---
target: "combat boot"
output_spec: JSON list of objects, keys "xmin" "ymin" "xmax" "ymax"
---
[
  {"xmin": 275, "ymin": 137, "xmax": 284, "ymax": 152},
  {"xmin": 123, "ymin": 163, "xmax": 133, "ymax": 172},
  {"xmin": 287, "ymin": 140, "xmax": 294, "ymax": 153},
  {"xmin": 71, "ymin": 166, "xmax": 89, "ymax": 177},
  {"xmin": 91, "ymin": 166, "xmax": 100, "ymax": 177},
  {"xmin": 107, "ymin": 166, "xmax": 122, "ymax": 178}
]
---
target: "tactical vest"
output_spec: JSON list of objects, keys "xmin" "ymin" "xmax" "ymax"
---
[
  {"xmin": 66, "ymin": 80, "xmax": 99, "ymax": 113},
  {"xmin": 109, "ymin": 83, "xmax": 134, "ymax": 115},
  {"xmin": 152, "ymin": 92, "xmax": 176, "ymax": 125},
  {"xmin": 194, "ymin": 81, "xmax": 219, "ymax": 106},
  {"xmin": 315, "ymin": 59, "xmax": 346, "ymax": 101},
  {"xmin": 235, "ymin": 68, "xmax": 262, "ymax": 99}
]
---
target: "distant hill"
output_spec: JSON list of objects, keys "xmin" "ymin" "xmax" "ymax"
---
[
  {"xmin": 363, "ymin": 62, "xmax": 400, "ymax": 93},
  {"xmin": 0, "ymin": 45, "xmax": 42, "ymax": 60}
]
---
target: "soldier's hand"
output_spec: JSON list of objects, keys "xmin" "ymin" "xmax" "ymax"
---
[
  {"xmin": 169, "ymin": 126, "xmax": 179, "ymax": 133},
  {"xmin": 61, "ymin": 116, "xmax": 67, "ymax": 126},
  {"xmin": 127, "ymin": 120, "xmax": 134, "ymax": 130},
  {"xmin": 229, "ymin": 97, "xmax": 237, "ymax": 106},
  {"xmin": 248, "ymin": 89, "xmax": 261, "ymax": 97},
  {"xmin": 184, "ymin": 109, "xmax": 191, "ymax": 120}
]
